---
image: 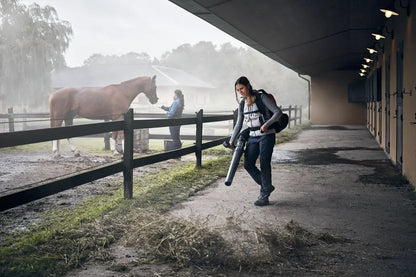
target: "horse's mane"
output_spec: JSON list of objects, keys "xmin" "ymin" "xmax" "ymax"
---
[{"xmin": 120, "ymin": 76, "xmax": 149, "ymax": 86}]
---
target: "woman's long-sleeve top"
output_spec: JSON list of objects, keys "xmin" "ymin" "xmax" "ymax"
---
[
  {"xmin": 161, "ymin": 98, "xmax": 183, "ymax": 118},
  {"xmin": 230, "ymin": 93, "xmax": 282, "ymax": 143}
]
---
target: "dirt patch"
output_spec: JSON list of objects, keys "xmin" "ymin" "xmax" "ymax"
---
[{"xmin": 0, "ymin": 149, "xmax": 180, "ymax": 234}]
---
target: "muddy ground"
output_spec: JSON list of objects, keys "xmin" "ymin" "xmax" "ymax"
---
[{"xmin": 0, "ymin": 148, "xmax": 180, "ymax": 233}]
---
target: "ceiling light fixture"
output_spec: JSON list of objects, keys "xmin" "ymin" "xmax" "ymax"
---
[
  {"xmin": 364, "ymin": 58, "xmax": 373, "ymax": 63},
  {"xmin": 362, "ymin": 64, "xmax": 370, "ymax": 68},
  {"xmin": 380, "ymin": 8, "xmax": 399, "ymax": 18},
  {"xmin": 372, "ymin": 32, "xmax": 386, "ymax": 40},
  {"xmin": 367, "ymin": 47, "xmax": 378, "ymax": 54}
]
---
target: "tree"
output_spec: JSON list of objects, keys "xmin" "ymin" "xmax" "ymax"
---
[
  {"xmin": 0, "ymin": 0, "xmax": 72, "ymax": 111},
  {"xmin": 159, "ymin": 41, "xmax": 309, "ymax": 109},
  {"xmin": 83, "ymin": 52, "xmax": 152, "ymax": 66}
]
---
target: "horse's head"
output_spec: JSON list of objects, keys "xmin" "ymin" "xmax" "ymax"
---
[{"xmin": 144, "ymin": 75, "xmax": 158, "ymax": 104}]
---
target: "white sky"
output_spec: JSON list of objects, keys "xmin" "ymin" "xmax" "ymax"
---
[{"xmin": 21, "ymin": 0, "xmax": 247, "ymax": 67}]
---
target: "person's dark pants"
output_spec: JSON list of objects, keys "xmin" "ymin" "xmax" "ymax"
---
[
  {"xmin": 169, "ymin": 125, "xmax": 181, "ymax": 148},
  {"xmin": 244, "ymin": 133, "xmax": 275, "ymax": 197}
]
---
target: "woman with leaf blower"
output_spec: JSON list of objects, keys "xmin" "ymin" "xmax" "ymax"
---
[{"xmin": 228, "ymin": 76, "xmax": 283, "ymax": 206}]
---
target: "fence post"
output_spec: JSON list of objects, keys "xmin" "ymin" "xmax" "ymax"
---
[
  {"xmin": 233, "ymin": 109, "xmax": 238, "ymax": 127},
  {"xmin": 294, "ymin": 105, "xmax": 298, "ymax": 126},
  {"xmin": 104, "ymin": 132, "xmax": 111, "ymax": 150},
  {"xmin": 104, "ymin": 120, "xmax": 110, "ymax": 150},
  {"xmin": 8, "ymin": 107, "xmax": 14, "ymax": 132},
  {"xmin": 23, "ymin": 108, "xmax": 28, "ymax": 130},
  {"xmin": 288, "ymin": 105, "xmax": 292, "ymax": 128},
  {"xmin": 195, "ymin": 109, "xmax": 203, "ymax": 167},
  {"xmin": 123, "ymin": 108, "xmax": 134, "ymax": 199},
  {"xmin": 299, "ymin": 105, "xmax": 302, "ymax": 125}
]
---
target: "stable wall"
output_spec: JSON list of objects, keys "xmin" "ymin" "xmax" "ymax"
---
[
  {"xmin": 398, "ymin": 3, "xmax": 416, "ymax": 187},
  {"xmin": 369, "ymin": 1, "xmax": 416, "ymax": 187},
  {"xmin": 402, "ymin": 3, "xmax": 416, "ymax": 187},
  {"xmin": 311, "ymin": 71, "xmax": 366, "ymax": 125}
]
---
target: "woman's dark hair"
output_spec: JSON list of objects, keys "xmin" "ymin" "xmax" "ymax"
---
[
  {"xmin": 174, "ymin": 89, "xmax": 184, "ymax": 113},
  {"xmin": 234, "ymin": 76, "xmax": 254, "ymax": 103}
]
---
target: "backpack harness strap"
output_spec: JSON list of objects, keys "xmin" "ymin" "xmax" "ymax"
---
[
  {"xmin": 254, "ymin": 91, "xmax": 271, "ymax": 120},
  {"xmin": 240, "ymin": 98, "xmax": 265, "ymax": 132}
]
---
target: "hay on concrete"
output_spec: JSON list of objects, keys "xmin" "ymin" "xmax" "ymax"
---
[
  {"xmin": 124, "ymin": 211, "xmax": 233, "ymax": 268},
  {"xmin": 121, "ymin": 212, "xmax": 351, "ymax": 275}
]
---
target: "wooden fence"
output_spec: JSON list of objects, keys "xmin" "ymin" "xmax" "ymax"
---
[
  {"xmin": 0, "ymin": 105, "xmax": 302, "ymax": 211},
  {"xmin": 0, "ymin": 105, "xmax": 302, "ymax": 133}
]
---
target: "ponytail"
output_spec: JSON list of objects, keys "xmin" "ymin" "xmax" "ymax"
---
[{"xmin": 174, "ymin": 89, "xmax": 184, "ymax": 113}]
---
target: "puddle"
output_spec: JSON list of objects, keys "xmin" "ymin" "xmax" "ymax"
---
[
  {"xmin": 273, "ymin": 147, "xmax": 388, "ymax": 165},
  {"xmin": 272, "ymin": 150, "xmax": 299, "ymax": 163},
  {"xmin": 336, "ymin": 149, "xmax": 388, "ymax": 161}
]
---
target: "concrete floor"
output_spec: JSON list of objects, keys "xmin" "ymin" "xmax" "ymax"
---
[{"xmin": 171, "ymin": 125, "xmax": 416, "ymax": 276}]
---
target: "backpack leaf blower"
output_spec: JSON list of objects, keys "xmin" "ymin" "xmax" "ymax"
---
[{"xmin": 223, "ymin": 129, "xmax": 250, "ymax": 186}]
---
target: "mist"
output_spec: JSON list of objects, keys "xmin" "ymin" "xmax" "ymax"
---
[
  {"xmin": 50, "ymin": 44, "xmax": 309, "ymax": 116},
  {"xmin": 1, "ymin": 1, "xmax": 309, "ymax": 116}
]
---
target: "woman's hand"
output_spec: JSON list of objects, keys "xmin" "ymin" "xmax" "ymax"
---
[
  {"xmin": 229, "ymin": 141, "xmax": 235, "ymax": 149},
  {"xmin": 260, "ymin": 124, "xmax": 268, "ymax": 133}
]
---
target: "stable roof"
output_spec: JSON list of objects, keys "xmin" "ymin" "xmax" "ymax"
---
[{"xmin": 169, "ymin": 0, "xmax": 394, "ymax": 76}]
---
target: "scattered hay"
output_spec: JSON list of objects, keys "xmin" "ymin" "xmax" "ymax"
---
[
  {"xmin": 124, "ymin": 212, "xmax": 233, "ymax": 268},
  {"xmin": 257, "ymin": 220, "xmax": 351, "ymax": 258},
  {"xmin": 120, "ymin": 213, "xmax": 351, "ymax": 276}
]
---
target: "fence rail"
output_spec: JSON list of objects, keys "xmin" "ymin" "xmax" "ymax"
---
[
  {"xmin": 0, "ymin": 105, "xmax": 302, "ymax": 211},
  {"xmin": 0, "ymin": 105, "xmax": 302, "ymax": 132}
]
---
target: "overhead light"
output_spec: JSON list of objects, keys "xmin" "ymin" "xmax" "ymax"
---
[
  {"xmin": 372, "ymin": 32, "xmax": 386, "ymax": 40},
  {"xmin": 364, "ymin": 58, "xmax": 373, "ymax": 63},
  {"xmin": 380, "ymin": 8, "xmax": 399, "ymax": 18},
  {"xmin": 367, "ymin": 47, "xmax": 378, "ymax": 54},
  {"xmin": 360, "ymin": 69, "xmax": 367, "ymax": 73},
  {"xmin": 362, "ymin": 64, "xmax": 370, "ymax": 68},
  {"xmin": 359, "ymin": 72, "xmax": 365, "ymax": 77}
]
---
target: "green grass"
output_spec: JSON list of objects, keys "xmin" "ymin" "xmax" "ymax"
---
[
  {"xmin": 0, "ymin": 138, "xmax": 109, "ymax": 154},
  {"xmin": 0, "ymin": 138, "xmax": 185, "ymax": 154},
  {"xmin": 0, "ymin": 137, "xmax": 223, "ymax": 155}
]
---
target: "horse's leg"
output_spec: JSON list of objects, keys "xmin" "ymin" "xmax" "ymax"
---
[
  {"xmin": 52, "ymin": 140, "xmax": 60, "ymax": 153},
  {"xmin": 110, "ymin": 117, "xmax": 124, "ymax": 155},
  {"xmin": 110, "ymin": 131, "xmax": 124, "ymax": 154},
  {"xmin": 65, "ymin": 118, "xmax": 80, "ymax": 156},
  {"xmin": 51, "ymin": 119, "xmax": 63, "ymax": 157},
  {"xmin": 110, "ymin": 132, "xmax": 119, "ymax": 155},
  {"xmin": 119, "ymin": 131, "xmax": 125, "ymax": 153}
]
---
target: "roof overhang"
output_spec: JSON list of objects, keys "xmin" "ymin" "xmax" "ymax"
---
[{"xmin": 169, "ymin": 0, "xmax": 394, "ymax": 76}]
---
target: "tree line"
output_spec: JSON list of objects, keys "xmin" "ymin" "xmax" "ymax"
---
[
  {"xmin": 0, "ymin": 0, "xmax": 72, "ymax": 111},
  {"xmin": 0, "ymin": 1, "xmax": 308, "ymax": 112}
]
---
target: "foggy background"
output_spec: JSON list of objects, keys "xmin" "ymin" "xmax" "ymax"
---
[{"xmin": 0, "ymin": 0, "xmax": 309, "ymax": 115}]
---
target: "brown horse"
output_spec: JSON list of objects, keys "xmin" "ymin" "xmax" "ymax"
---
[{"xmin": 49, "ymin": 75, "xmax": 158, "ymax": 156}]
